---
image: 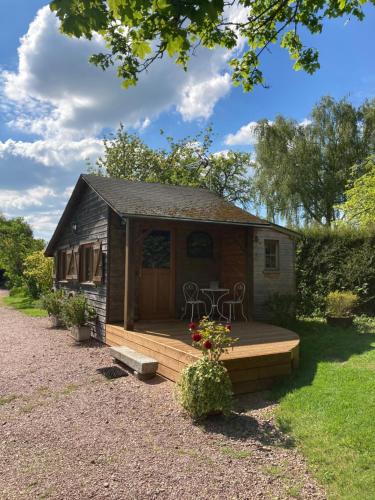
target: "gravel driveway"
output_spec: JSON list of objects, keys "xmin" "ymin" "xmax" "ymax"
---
[{"xmin": 0, "ymin": 300, "xmax": 325, "ymax": 500}]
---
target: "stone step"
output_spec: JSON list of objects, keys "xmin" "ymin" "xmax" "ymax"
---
[{"xmin": 109, "ymin": 346, "xmax": 158, "ymax": 380}]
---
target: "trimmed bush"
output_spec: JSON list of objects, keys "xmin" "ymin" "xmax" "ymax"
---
[
  {"xmin": 267, "ymin": 292, "xmax": 296, "ymax": 327},
  {"xmin": 177, "ymin": 357, "xmax": 233, "ymax": 420},
  {"xmin": 326, "ymin": 291, "xmax": 359, "ymax": 317},
  {"xmin": 296, "ymin": 226, "xmax": 375, "ymax": 316}
]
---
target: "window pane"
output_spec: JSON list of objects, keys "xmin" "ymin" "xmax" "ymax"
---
[
  {"xmin": 187, "ymin": 231, "xmax": 213, "ymax": 258},
  {"xmin": 142, "ymin": 230, "xmax": 170, "ymax": 268},
  {"xmin": 264, "ymin": 240, "xmax": 279, "ymax": 269}
]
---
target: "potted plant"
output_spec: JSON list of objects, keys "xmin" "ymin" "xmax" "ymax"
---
[
  {"xmin": 61, "ymin": 293, "xmax": 97, "ymax": 341},
  {"xmin": 41, "ymin": 289, "xmax": 66, "ymax": 328},
  {"xmin": 177, "ymin": 317, "xmax": 238, "ymax": 420},
  {"xmin": 326, "ymin": 291, "xmax": 359, "ymax": 327}
]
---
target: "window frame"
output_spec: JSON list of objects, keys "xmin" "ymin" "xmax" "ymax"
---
[{"xmin": 264, "ymin": 239, "xmax": 280, "ymax": 271}]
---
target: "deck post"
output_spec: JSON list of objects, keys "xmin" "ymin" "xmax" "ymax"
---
[
  {"xmin": 124, "ymin": 217, "xmax": 135, "ymax": 330},
  {"xmin": 246, "ymin": 227, "xmax": 254, "ymax": 320}
]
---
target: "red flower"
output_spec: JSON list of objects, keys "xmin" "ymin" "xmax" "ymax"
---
[
  {"xmin": 188, "ymin": 322, "xmax": 197, "ymax": 330},
  {"xmin": 225, "ymin": 323, "xmax": 232, "ymax": 331},
  {"xmin": 192, "ymin": 332, "xmax": 202, "ymax": 342},
  {"xmin": 203, "ymin": 340, "xmax": 212, "ymax": 349}
]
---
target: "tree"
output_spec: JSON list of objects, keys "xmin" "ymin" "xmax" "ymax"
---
[
  {"xmin": 252, "ymin": 96, "xmax": 375, "ymax": 226},
  {"xmin": 50, "ymin": 1, "xmax": 374, "ymax": 92},
  {"xmin": 23, "ymin": 251, "xmax": 54, "ymax": 298},
  {"xmin": 0, "ymin": 215, "xmax": 45, "ymax": 288},
  {"xmin": 338, "ymin": 156, "xmax": 375, "ymax": 228},
  {"xmin": 91, "ymin": 125, "xmax": 252, "ymax": 206}
]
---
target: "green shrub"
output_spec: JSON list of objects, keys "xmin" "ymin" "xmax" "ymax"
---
[
  {"xmin": 23, "ymin": 251, "xmax": 53, "ymax": 299},
  {"xmin": 9, "ymin": 285, "xmax": 28, "ymax": 297},
  {"xmin": 296, "ymin": 226, "xmax": 375, "ymax": 316},
  {"xmin": 326, "ymin": 291, "xmax": 359, "ymax": 317},
  {"xmin": 41, "ymin": 290, "xmax": 66, "ymax": 318},
  {"xmin": 177, "ymin": 317, "xmax": 237, "ymax": 419},
  {"xmin": 267, "ymin": 292, "xmax": 296, "ymax": 327},
  {"xmin": 61, "ymin": 294, "xmax": 96, "ymax": 327},
  {"xmin": 177, "ymin": 357, "xmax": 233, "ymax": 420}
]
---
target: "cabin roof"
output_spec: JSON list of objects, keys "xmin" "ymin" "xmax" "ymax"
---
[
  {"xmin": 82, "ymin": 174, "xmax": 268, "ymax": 226},
  {"xmin": 45, "ymin": 174, "xmax": 296, "ymax": 256}
]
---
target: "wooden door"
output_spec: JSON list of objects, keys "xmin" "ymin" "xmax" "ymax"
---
[{"xmin": 139, "ymin": 229, "xmax": 175, "ymax": 319}]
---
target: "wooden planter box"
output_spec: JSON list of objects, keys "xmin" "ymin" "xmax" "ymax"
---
[
  {"xmin": 69, "ymin": 325, "xmax": 91, "ymax": 341},
  {"xmin": 326, "ymin": 315, "xmax": 354, "ymax": 328}
]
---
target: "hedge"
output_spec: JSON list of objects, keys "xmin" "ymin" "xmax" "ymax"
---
[{"xmin": 296, "ymin": 226, "xmax": 375, "ymax": 316}]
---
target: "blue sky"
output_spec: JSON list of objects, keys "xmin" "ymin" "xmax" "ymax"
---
[{"xmin": 0, "ymin": 1, "xmax": 374, "ymax": 239}]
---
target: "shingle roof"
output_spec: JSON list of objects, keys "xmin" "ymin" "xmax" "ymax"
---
[{"xmin": 82, "ymin": 174, "xmax": 269, "ymax": 226}]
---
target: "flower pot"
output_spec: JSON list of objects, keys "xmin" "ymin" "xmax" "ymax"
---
[
  {"xmin": 49, "ymin": 315, "xmax": 63, "ymax": 328},
  {"xmin": 69, "ymin": 325, "xmax": 91, "ymax": 342},
  {"xmin": 326, "ymin": 315, "xmax": 354, "ymax": 328}
]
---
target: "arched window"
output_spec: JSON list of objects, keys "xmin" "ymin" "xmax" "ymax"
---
[{"xmin": 187, "ymin": 231, "xmax": 213, "ymax": 258}]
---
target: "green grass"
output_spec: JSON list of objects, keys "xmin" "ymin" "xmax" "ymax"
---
[
  {"xmin": 0, "ymin": 290, "xmax": 47, "ymax": 317},
  {"xmin": 273, "ymin": 316, "xmax": 375, "ymax": 500},
  {"xmin": 220, "ymin": 446, "xmax": 252, "ymax": 459}
]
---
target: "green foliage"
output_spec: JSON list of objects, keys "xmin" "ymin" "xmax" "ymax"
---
[
  {"xmin": 61, "ymin": 293, "xmax": 97, "ymax": 327},
  {"xmin": 273, "ymin": 317, "xmax": 375, "ymax": 499},
  {"xmin": 326, "ymin": 291, "xmax": 359, "ymax": 317},
  {"xmin": 296, "ymin": 226, "xmax": 375, "ymax": 316},
  {"xmin": 338, "ymin": 156, "xmax": 375, "ymax": 228},
  {"xmin": 50, "ymin": 1, "xmax": 374, "ymax": 92},
  {"xmin": 0, "ymin": 214, "xmax": 45, "ymax": 288},
  {"xmin": 267, "ymin": 292, "xmax": 296, "ymax": 327},
  {"xmin": 41, "ymin": 290, "xmax": 66, "ymax": 318},
  {"xmin": 177, "ymin": 357, "xmax": 233, "ymax": 420},
  {"xmin": 23, "ymin": 251, "xmax": 53, "ymax": 299},
  {"xmin": 90, "ymin": 125, "xmax": 252, "ymax": 206},
  {"xmin": 252, "ymin": 96, "xmax": 375, "ymax": 225}
]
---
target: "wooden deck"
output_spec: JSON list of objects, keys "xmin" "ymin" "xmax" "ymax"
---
[{"xmin": 105, "ymin": 321, "xmax": 300, "ymax": 394}]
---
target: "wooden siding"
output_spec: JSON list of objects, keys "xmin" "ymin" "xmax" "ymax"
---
[
  {"xmin": 106, "ymin": 321, "xmax": 300, "ymax": 394},
  {"xmin": 252, "ymin": 228, "xmax": 296, "ymax": 320},
  {"xmin": 53, "ymin": 183, "xmax": 109, "ymax": 341}
]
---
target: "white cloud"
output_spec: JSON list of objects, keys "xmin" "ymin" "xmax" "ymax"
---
[
  {"xmin": 2, "ymin": 6, "xmax": 234, "ymax": 139},
  {"xmin": 299, "ymin": 118, "xmax": 312, "ymax": 127},
  {"xmin": 224, "ymin": 121, "xmax": 259, "ymax": 146},
  {"xmin": 0, "ymin": 186, "xmax": 56, "ymax": 210},
  {"xmin": 0, "ymin": 137, "xmax": 103, "ymax": 167}
]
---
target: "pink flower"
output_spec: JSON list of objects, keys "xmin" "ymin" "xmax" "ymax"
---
[
  {"xmin": 188, "ymin": 322, "xmax": 197, "ymax": 331},
  {"xmin": 225, "ymin": 323, "xmax": 232, "ymax": 331},
  {"xmin": 192, "ymin": 332, "xmax": 202, "ymax": 342},
  {"xmin": 203, "ymin": 340, "xmax": 212, "ymax": 350}
]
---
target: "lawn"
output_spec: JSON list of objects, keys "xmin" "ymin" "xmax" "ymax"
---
[
  {"xmin": 0, "ymin": 290, "xmax": 48, "ymax": 317},
  {"xmin": 273, "ymin": 316, "xmax": 375, "ymax": 500}
]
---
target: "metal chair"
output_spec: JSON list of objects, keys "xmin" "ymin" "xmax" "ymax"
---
[
  {"xmin": 221, "ymin": 282, "xmax": 247, "ymax": 321},
  {"xmin": 181, "ymin": 281, "xmax": 207, "ymax": 322}
]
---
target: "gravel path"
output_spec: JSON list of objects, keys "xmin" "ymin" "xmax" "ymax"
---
[{"xmin": 0, "ymin": 302, "xmax": 325, "ymax": 500}]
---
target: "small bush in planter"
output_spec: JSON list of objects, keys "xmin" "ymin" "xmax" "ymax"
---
[
  {"xmin": 41, "ymin": 289, "xmax": 66, "ymax": 327},
  {"xmin": 177, "ymin": 317, "xmax": 238, "ymax": 420},
  {"xmin": 61, "ymin": 294, "xmax": 97, "ymax": 341},
  {"xmin": 326, "ymin": 291, "xmax": 359, "ymax": 327}
]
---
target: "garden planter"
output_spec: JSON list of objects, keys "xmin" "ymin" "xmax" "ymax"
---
[
  {"xmin": 49, "ymin": 315, "xmax": 63, "ymax": 328},
  {"xmin": 326, "ymin": 315, "xmax": 354, "ymax": 328},
  {"xmin": 69, "ymin": 325, "xmax": 91, "ymax": 341}
]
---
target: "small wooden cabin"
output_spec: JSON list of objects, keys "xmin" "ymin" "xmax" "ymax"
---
[{"xmin": 45, "ymin": 174, "xmax": 297, "ymax": 343}]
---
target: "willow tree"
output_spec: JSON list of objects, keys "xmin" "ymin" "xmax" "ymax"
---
[
  {"xmin": 252, "ymin": 96, "xmax": 375, "ymax": 226},
  {"xmin": 50, "ymin": 1, "xmax": 374, "ymax": 92}
]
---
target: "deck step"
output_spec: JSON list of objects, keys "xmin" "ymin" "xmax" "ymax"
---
[{"xmin": 109, "ymin": 346, "xmax": 158, "ymax": 380}]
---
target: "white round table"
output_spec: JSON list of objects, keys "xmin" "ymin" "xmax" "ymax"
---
[{"xmin": 200, "ymin": 288, "xmax": 229, "ymax": 321}]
